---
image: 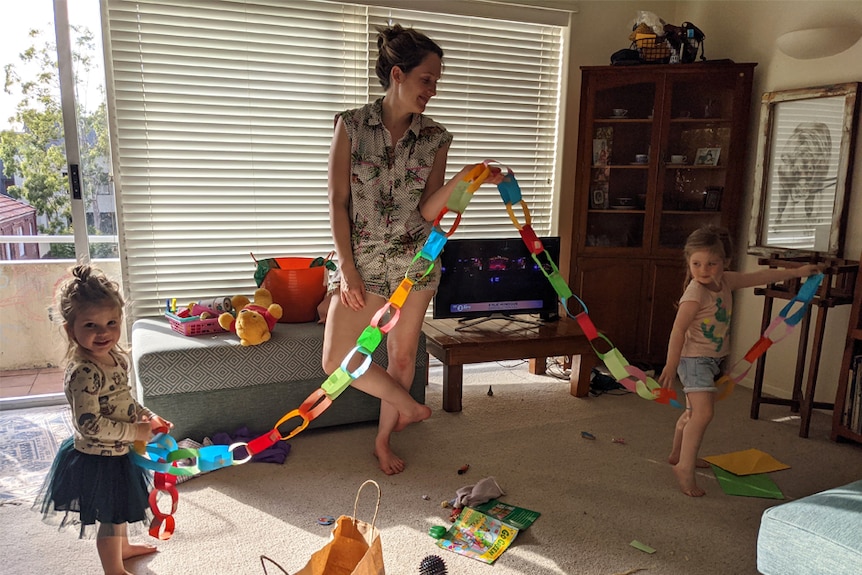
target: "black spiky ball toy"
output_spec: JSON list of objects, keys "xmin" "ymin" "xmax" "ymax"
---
[{"xmin": 419, "ymin": 554, "xmax": 448, "ymax": 575}]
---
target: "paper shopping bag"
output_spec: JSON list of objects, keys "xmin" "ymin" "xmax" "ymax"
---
[{"xmin": 294, "ymin": 480, "xmax": 385, "ymax": 575}]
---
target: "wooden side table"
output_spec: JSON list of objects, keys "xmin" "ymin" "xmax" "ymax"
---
[
  {"xmin": 422, "ymin": 316, "xmax": 597, "ymax": 412},
  {"xmin": 749, "ymin": 257, "xmax": 858, "ymax": 438}
]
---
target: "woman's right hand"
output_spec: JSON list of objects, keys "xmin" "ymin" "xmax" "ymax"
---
[{"xmin": 339, "ymin": 266, "xmax": 366, "ymax": 311}]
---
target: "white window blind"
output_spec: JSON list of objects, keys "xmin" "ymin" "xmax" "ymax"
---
[{"xmin": 104, "ymin": 0, "xmax": 564, "ymax": 320}]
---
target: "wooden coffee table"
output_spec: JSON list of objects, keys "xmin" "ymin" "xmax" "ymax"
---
[{"xmin": 422, "ymin": 316, "xmax": 597, "ymax": 412}]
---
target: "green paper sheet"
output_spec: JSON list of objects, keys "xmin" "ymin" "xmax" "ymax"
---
[
  {"xmin": 629, "ymin": 540, "xmax": 655, "ymax": 554},
  {"xmin": 710, "ymin": 464, "xmax": 784, "ymax": 499}
]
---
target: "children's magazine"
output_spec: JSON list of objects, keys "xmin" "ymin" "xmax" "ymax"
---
[{"xmin": 435, "ymin": 500, "xmax": 540, "ymax": 564}]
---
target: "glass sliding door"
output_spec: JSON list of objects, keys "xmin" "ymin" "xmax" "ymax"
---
[{"xmin": 0, "ymin": 0, "xmax": 120, "ymax": 407}]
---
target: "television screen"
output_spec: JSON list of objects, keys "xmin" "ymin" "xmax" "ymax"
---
[{"xmin": 433, "ymin": 236, "xmax": 561, "ymax": 322}]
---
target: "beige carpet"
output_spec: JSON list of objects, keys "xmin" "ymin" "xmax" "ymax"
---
[{"xmin": 2, "ymin": 360, "xmax": 860, "ymax": 575}]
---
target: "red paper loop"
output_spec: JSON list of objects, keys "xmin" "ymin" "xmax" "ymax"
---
[
  {"xmin": 743, "ymin": 336, "xmax": 773, "ymax": 363},
  {"xmin": 149, "ymin": 514, "xmax": 176, "ymax": 540}
]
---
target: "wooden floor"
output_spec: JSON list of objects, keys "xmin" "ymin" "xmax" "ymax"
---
[{"xmin": 0, "ymin": 368, "xmax": 64, "ymax": 398}]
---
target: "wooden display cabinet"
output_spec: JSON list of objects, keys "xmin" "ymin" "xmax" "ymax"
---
[
  {"xmin": 561, "ymin": 62, "xmax": 756, "ymax": 364},
  {"xmin": 832, "ymin": 249, "xmax": 862, "ymax": 444}
]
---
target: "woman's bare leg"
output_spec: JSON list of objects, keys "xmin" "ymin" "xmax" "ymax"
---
[
  {"xmin": 322, "ymin": 290, "xmax": 432, "ymax": 474},
  {"xmin": 672, "ymin": 391, "xmax": 715, "ymax": 496},
  {"xmin": 372, "ymin": 289, "xmax": 433, "ymax": 474}
]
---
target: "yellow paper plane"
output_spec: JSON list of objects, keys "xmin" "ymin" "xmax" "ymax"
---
[{"xmin": 703, "ymin": 448, "xmax": 790, "ymax": 476}]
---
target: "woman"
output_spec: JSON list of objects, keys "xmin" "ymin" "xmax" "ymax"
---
[{"xmin": 323, "ymin": 24, "xmax": 498, "ymax": 475}]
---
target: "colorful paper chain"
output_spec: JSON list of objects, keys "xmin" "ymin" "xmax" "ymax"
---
[
  {"xmin": 713, "ymin": 272, "xmax": 823, "ymax": 400},
  {"xmin": 132, "ymin": 161, "xmax": 824, "ymax": 538}
]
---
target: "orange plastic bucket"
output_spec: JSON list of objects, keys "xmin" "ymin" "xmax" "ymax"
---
[{"xmin": 261, "ymin": 257, "xmax": 327, "ymax": 323}]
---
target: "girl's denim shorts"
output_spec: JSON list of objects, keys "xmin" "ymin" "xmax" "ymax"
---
[{"xmin": 677, "ymin": 356, "xmax": 725, "ymax": 393}]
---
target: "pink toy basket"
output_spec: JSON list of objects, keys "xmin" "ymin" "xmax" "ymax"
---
[{"xmin": 165, "ymin": 312, "xmax": 226, "ymax": 337}]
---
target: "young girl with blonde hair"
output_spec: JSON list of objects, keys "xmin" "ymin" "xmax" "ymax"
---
[
  {"xmin": 36, "ymin": 264, "xmax": 172, "ymax": 574},
  {"xmin": 658, "ymin": 226, "xmax": 820, "ymax": 496}
]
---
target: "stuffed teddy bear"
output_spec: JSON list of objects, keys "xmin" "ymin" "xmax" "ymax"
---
[{"xmin": 218, "ymin": 288, "xmax": 283, "ymax": 346}]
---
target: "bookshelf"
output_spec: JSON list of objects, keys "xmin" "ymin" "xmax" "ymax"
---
[{"xmin": 832, "ymin": 249, "xmax": 862, "ymax": 444}]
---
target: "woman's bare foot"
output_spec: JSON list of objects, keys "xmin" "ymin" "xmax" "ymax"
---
[
  {"xmin": 373, "ymin": 443, "xmax": 405, "ymax": 475},
  {"xmin": 668, "ymin": 455, "xmax": 710, "ymax": 468},
  {"xmin": 122, "ymin": 542, "xmax": 158, "ymax": 560},
  {"xmin": 672, "ymin": 465, "xmax": 706, "ymax": 497},
  {"xmin": 393, "ymin": 404, "xmax": 432, "ymax": 432}
]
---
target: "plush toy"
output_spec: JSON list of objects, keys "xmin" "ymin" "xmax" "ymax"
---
[{"xmin": 218, "ymin": 288, "xmax": 283, "ymax": 346}]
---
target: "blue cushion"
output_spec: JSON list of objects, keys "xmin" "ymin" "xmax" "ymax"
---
[{"xmin": 757, "ymin": 480, "xmax": 862, "ymax": 575}]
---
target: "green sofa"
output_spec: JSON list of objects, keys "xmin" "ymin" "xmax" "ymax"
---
[{"xmin": 131, "ymin": 318, "xmax": 426, "ymax": 441}]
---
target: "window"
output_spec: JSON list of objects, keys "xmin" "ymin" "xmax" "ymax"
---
[{"xmin": 104, "ymin": 0, "xmax": 566, "ymax": 319}]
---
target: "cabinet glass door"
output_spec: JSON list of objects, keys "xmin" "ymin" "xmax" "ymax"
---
[
  {"xmin": 585, "ymin": 81, "xmax": 656, "ymax": 249},
  {"xmin": 656, "ymin": 77, "xmax": 736, "ymax": 249}
]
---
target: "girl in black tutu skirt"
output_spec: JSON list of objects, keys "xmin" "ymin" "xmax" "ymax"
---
[{"xmin": 35, "ymin": 265, "xmax": 173, "ymax": 575}]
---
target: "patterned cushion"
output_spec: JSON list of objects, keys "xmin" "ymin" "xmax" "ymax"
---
[
  {"xmin": 130, "ymin": 318, "xmax": 426, "ymax": 440},
  {"xmin": 132, "ymin": 318, "xmax": 425, "ymax": 397},
  {"xmin": 132, "ymin": 319, "xmax": 328, "ymax": 396}
]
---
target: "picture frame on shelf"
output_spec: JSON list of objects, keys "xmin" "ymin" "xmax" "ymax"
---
[
  {"xmin": 748, "ymin": 82, "xmax": 860, "ymax": 257},
  {"xmin": 703, "ymin": 186, "xmax": 723, "ymax": 210},
  {"xmin": 592, "ymin": 138, "xmax": 609, "ymax": 165},
  {"xmin": 590, "ymin": 186, "xmax": 609, "ymax": 209},
  {"xmin": 694, "ymin": 147, "xmax": 721, "ymax": 166},
  {"xmin": 594, "ymin": 126, "xmax": 614, "ymax": 164}
]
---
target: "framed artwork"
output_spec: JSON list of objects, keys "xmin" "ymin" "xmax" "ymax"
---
[
  {"xmin": 694, "ymin": 147, "xmax": 721, "ymax": 166},
  {"xmin": 748, "ymin": 83, "xmax": 859, "ymax": 257},
  {"xmin": 703, "ymin": 186, "xmax": 723, "ymax": 211}
]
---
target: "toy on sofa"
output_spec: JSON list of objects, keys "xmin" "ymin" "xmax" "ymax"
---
[{"xmin": 218, "ymin": 288, "xmax": 283, "ymax": 346}]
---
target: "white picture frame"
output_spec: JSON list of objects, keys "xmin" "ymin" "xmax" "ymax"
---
[
  {"xmin": 694, "ymin": 147, "xmax": 721, "ymax": 166},
  {"xmin": 748, "ymin": 83, "xmax": 860, "ymax": 257}
]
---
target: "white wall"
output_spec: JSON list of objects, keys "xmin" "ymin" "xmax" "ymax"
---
[
  {"xmin": 0, "ymin": 260, "xmax": 124, "ymax": 370},
  {"xmin": 555, "ymin": 0, "xmax": 862, "ymax": 404}
]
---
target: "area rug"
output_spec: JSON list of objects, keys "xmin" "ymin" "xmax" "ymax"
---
[{"xmin": 0, "ymin": 405, "xmax": 73, "ymax": 503}]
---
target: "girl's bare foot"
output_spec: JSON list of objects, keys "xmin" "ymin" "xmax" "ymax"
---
[
  {"xmin": 373, "ymin": 443, "xmax": 405, "ymax": 475},
  {"xmin": 393, "ymin": 404, "xmax": 432, "ymax": 432},
  {"xmin": 672, "ymin": 465, "xmax": 706, "ymax": 497},
  {"xmin": 122, "ymin": 542, "xmax": 158, "ymax": 560},
  {"xmin": 668, "ymin": 455, "xmax": 710, "ymax": 468}
]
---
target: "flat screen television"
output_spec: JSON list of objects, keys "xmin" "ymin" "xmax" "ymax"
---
[{"xmin": 433, "ymin": 236, "xmax": 561, "ymax": 324}]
